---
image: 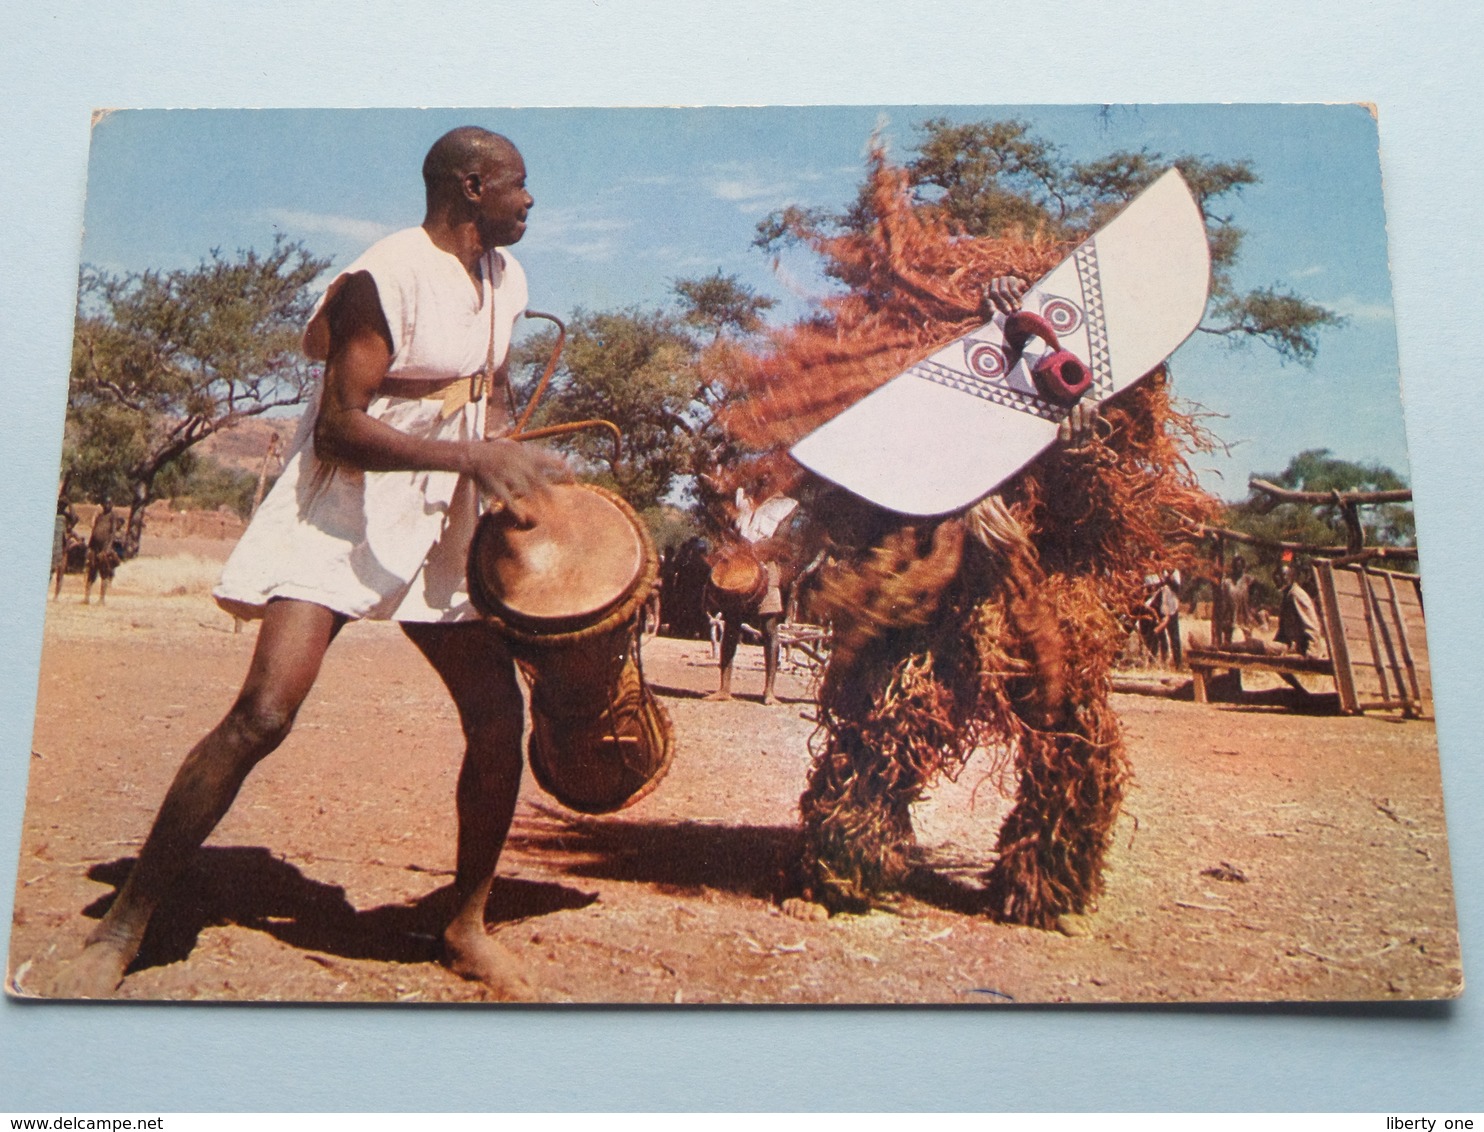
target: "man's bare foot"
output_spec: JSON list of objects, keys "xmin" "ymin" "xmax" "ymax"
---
[
  {"xmin": 42, "ymin": 936, "xmax": 134, "ymax": 998},
  {"xmin": 443, "ymin": 922, "xmax": 536, "ymax": 1001},
  {"xmin": 703, "ymin": 690, "xmax": 732, "ymax": 702},
  {"xmin": 761, "ymin": 692, "xmax": 778, "ymax": 706}
]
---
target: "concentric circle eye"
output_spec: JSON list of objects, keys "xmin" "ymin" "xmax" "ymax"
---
[
  {"xmin": 1039, "ymin": 296, "xmax": 1083, "ymax": 335},
  {"xmin": 966, "ymin": 341, "xmax": 1008, "ymax": 379}
]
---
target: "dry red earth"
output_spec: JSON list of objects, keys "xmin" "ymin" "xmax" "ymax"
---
[{"xmin": 7, "ymin": 537, "xmax": 1463, "ymax": 1004}]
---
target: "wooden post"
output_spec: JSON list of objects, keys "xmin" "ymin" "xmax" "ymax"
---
[
  {"xmin": 1362, "ymin": 564, "xmax": 1414, "ymax": 714},
  {"xmin": 1355, "ymin": 564, "xmax": 1395, "ymax": 709},
  {"xmin": 1340, "ymin": 499, "xmax": 1364, "ymax": 554},
  {"xmin": 1380, "ymin": 570, "xmax": 1424, "ymax": 715},
  {"xmin": 1313, "ymin": 561, "xmax": 1359, "ymax": 714}
]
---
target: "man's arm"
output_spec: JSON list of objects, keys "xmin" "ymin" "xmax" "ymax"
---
[{"xmin": 312, "ymin": 271, "xmax": 564, "ymax": 519}]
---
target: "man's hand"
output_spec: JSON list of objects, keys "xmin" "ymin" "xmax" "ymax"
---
[
  {"xmin": 980, "ymin": 275, "xmax": 1029, "ymax": 319},
  {"xmin": 467, "ymin": 440, "xmax": 570, "ymax": 524},
  {"xmin": 1056, "ymin": 400, "xmax": 1102, "ymax": 450}
]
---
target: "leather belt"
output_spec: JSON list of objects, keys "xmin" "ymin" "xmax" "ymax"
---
[
  {"xmin": 380, "ymin": 373, "xmax": 488, "ymax": 419},
  {"xmin": 380, "ymin": 251, "xmax": 505, "ymax": 429}
]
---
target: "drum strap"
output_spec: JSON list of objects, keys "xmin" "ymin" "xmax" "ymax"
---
[{"xmin": 471, "ymin": 252, "xmax": 497, "ymax": 422}]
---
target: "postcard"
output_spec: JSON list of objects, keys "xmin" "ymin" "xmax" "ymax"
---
[{"xmin": 6, "ymin": 105, "xmax": 1461, "ymax": 1003}]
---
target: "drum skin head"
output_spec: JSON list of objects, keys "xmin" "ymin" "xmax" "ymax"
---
[
  {"xmin": 471, "ymin": 483, "xmax": 644, "ymax": 631},
  {"xmin": 710, "ymin": 545, "xmax": 763, "ymax": 594}
]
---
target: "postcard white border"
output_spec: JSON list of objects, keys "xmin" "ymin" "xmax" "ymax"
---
[{"xmin": 0, "ymin": 0, "xmax": 1480, "ymax": 1113}]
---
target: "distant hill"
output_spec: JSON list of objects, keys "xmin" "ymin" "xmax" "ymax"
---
[{"xmin": 197, "ymin": 415, "xmax": 302, "ymax": 475}]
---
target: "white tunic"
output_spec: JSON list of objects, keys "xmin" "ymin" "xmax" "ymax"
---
[{"xmin": 214, "ymin": 227, "xmax": 528, "ymax": 623}]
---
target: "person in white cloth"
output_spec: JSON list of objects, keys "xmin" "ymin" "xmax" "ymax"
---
[{"xmin": 51, "ymin": 126, "xmax": 565, "ymax": 999}]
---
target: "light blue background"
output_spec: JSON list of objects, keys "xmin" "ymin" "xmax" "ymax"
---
[{"xmin": 1, "ymin": 0, "xmax": 1479, "ymax": 1112}]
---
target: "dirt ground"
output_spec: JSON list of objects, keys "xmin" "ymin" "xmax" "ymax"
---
[{"xmin": 7, "ymin": 543, "xmax": 1464, "ymax": 1004}]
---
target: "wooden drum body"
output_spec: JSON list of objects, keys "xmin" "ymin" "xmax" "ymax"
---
[
  {"xmin": 468, "ymin": 483, "xmax": 674, "ymax": 814},
  {"xmin": 707, "ymin": 542, "xmax": 766, "ymax": 614}
]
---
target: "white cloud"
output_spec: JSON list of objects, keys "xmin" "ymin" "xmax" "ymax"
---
[
  {"xmin": 1291, "ymin": 263, "xmax": 1326, "ymax": 279},
  {"xmin": 711, "ymin": 176, "xmax": 786, "ymax": 203},
  {"xmin": 637, "ymin": 245, "xmax": 722, "ymax": 271},
  {"xmin": 1322, "ymin": 294, "xmax": 1395, "ymax": 322},
  {"xmin": 518, "ymin": 208, "xmax": 633, "ymax": 261},
  {"xmin": 264, "ymin": 208, "xmax": 393, "ymax": 246},
  {"xmin": 706, "ymin": 166, "xmax": 802, "ymax": 215}
]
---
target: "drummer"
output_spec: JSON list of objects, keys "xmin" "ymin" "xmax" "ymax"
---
[
  {"xmin": 48, "ymin": 126, "xmax": 564, "ymax": 1000},
  {"xmin": 706, "ymin": 490, "xmax": 797, "ymax": 706}
]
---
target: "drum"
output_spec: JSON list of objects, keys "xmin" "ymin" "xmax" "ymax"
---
[
  {"xmin": 468, "ymin": 482, "xmax": 674, "ymax": 814},
  {"xmin": 707, "ymin": 541, "xmax": 766, "ymax": 614}
]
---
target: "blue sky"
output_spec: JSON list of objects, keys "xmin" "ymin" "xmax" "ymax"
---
[{"xmin": 80, "ymin": 104, "xmax": 1404, "ymax": 501}]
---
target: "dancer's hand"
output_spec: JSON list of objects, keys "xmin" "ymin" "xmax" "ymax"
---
[
  {"xmin": 1056, "ymin": 400, "xmax": 1102, "ymax": 450},
  {"xmin": 980, "ymin": 275, "xmax": 1029, "ymax": 319}
]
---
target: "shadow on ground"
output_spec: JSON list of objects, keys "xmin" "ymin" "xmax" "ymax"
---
[
  {"xmin": 507, "ymin": 806, "xmax": 798, "ymax": 900},
  {"xmin": 82, "ymin": 807, "xmax": 1013, "ymax": 977},
  {"xmin": 509, "ymin": 806, "xmax": 1004, "ymax": 918},
  {"xmin": 82, "ymin": 850, "xmax": 597, "ymax": 976}
]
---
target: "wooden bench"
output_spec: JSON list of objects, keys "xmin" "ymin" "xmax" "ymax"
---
[
  {"xmin": 1186, "ymin": 562, "xmax": 1430, "ymax": 717},
  {"xmin": 1186, "ymin": 646, "xmax": 1336, "ymax": 704}
]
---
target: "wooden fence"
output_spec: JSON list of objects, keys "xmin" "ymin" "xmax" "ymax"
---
[{"xmin": 1312, "ymin": 561, "xmax": 1430, "ymax": 717}]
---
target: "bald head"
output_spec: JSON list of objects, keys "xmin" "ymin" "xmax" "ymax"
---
[{"xmin": 422, "ymin": 127, "xmax": 521, "ymax": 209}]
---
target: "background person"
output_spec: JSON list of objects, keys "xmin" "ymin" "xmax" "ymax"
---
[{"xmin": 82, "ymin": 498, "xmax": 121, "ymax": 605}]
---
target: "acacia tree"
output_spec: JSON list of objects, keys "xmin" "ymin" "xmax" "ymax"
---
[
  {"xmin": 671, "ymin": 271, "xmax": 776, "ymax": 515},
  {"xmin": 758, "ymin": 116, "xmax": 1341, "ymax": 365},
  {"xmin": 674, "ymin": 270, "xmax": 776, "ymax": 340},
  {"xmin": 1223, "ymin": 448, "xmax": 1415, "ymax": 573},
  {"xmin": 509, "ymin": 308, "xmax": 699, "ymax": 517},
  {"xmin": 66, "ymin": 238, "xmax": 329, "ymax": 555},
  {"xmin": 508, "ymin": 271, "xmax": 776, "ymax": 527}
]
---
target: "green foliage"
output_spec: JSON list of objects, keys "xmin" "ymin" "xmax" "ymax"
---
[
  {"xmin": 753, "ymin": 205, "xmax": 833, "ymax": 254},
  {"xmin": 1204, "ymin": 287, "xmax": 1345, "ymax": 365},
  {"xmin": 896, "ymin": 117, "xmax": 1071, "ymax": 236},
  {"xmin": 641, "ymin": 504, "xmax": 701, "ymax": 555},
  {"xmin": 673, "ymin": 270, "xmax": 776, "ymax": 339},
  {"xmin": 155, "ymin": 455, "xmax": 265, "ymax": 518},
  {"xmin": 511, "ymin": 308, "xmax": 701, "ymax": 515},
  {"xmin": 1224, "ymin": 448, "xmax": 1415, "ymax": 572},
  {"xmin": 61, "ymin": 401, "xmax": 143, "ymax": 505},
  {"xmin": 66, "ymin": 237, "xmax": 329, "ymax": 551},
  {"xmin": 509, "ymin": 272, "xmax": 777, "ymax": 522},
  {"xmin": 756, "ymin": 116, "xmax": 1341, "ymax": 366}
]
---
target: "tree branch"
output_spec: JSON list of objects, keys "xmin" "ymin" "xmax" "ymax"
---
[
  {"xmin": 1248, "ymin": 478, "xmax": 1412, "ymax": 506},
  {"xmin": 1177, "ymin": 521, "xmax": 1416, "ymax": 560},
  {"xmin": 96, "ymin": 380, "xmax": 149, "ymax": 414}
]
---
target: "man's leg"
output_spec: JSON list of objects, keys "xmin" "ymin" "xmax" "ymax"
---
[
  {"xmin": 760, "ymin": 613, "xmax": 781, "ymax": 705},
  {"xmin": 705, "ymin": 614, "xmax": 741, "ymax": 702},
  {"xmin": 1280, "ymin": 636, "xmax": 1313, "ymax": 693},
  {"xmin": 402, "ymin": 620, "xmax": 531, "ymax": 999},
  {"xmin": 49, "ymin": 599, "xmax": 342, "ymax": 997},
  {"xmin": 82, "ymin": 551, "xmax": 95, "ymax": 604}
]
